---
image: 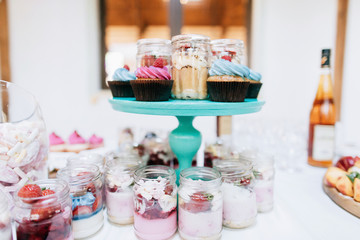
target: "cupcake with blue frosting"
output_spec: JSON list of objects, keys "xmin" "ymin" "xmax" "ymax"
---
[
  {"xmin": 108, "ymin": 65, "xmax": 136, "ymax": 97},
  {"xmin": 207, "ymin": 59, "xmax": 250, "ymax": 102},
  {"xmin": 245, "ymin": 69, "xmax": 262, "ymax": 98}
]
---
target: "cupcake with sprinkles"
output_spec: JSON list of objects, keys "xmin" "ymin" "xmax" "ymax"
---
[
  {"xmin": 207, "ymin": 59, "xmax": 250, "ymax": 102},
  {"xmin": 131, "ymin": 58, "xmax": 173, "ymax": 101},
  {"xmin": 108, "ymin": 65, "xmax": 136, "ymax": 97}
]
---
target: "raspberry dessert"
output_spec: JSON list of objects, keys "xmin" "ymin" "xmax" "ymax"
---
[
  {"xmin": 105, "ymin": 159, "xmax": 142, "ymax": 225},
  {"xmin": 57, "ymin": 163, "xmax": 104, "ymax": 238},
  {"xmin": 133, "ymin": 166, "xmax": 177, "ymax": 240},
  {"xmin": 214, "ymin": 159, "xmax": 257, "ymax": 228},
  {"xmin": 0, "ymin": 191, "xmax": 11, "ymax": 240},
  {"xmin": 13, "ymin": 180, "xmax": 73, "ymax": 240},
  {"xmin": 178, "ymin": 167, "xmax": 223, "ymax": 240}
]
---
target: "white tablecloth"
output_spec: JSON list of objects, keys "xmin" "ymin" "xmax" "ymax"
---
[{"xmin": 86, "ymin": 163, "xmax": 358, "ymax": 240}]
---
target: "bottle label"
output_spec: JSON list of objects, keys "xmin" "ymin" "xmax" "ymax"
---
[{"xmin": 312, "ymin": 125, "xmax": 335, "ymax": 161}]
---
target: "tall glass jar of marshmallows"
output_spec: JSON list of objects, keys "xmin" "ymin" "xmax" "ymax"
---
[
  {"xmin": 178, "ymin": 167, "xmax": 223, "ymax": 240},
  {"xmin": 171, "ymin": 34, "xmax": 211, "ymax": 99}
]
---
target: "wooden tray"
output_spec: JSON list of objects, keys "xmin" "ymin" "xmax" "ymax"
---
[{"xmin": 322, "ymin": 177, "xmax": 360, "ymax": 218}]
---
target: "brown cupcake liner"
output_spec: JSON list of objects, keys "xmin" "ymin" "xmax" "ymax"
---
[
  {"xmin": 130, "ymin": 80, "xmax": 173, "ymax": 101},
  {"xmin": 108, "ymin": 81, "xmax": 134, "ymax": 97},
  {"xmin": 246, "ymin": 82, "xmax": 262, "ymax": 98},
  {"xmin": 207, "ymin": 81, "xmax": 250, "ymax": 102}
]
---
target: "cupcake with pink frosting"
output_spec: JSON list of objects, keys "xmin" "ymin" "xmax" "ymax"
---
[
  {"xmin": 89, "ymin": 134, "xmax": 104, "ymax": 149},
  {"xmin": 131, "ymin": 58, "xmax": 173, "ymax": 101},
  {"xmin": 66, "ymin": 131, "xmax": 89, "ymax": 153},
  {"xmin": 49, "ymin": 132, "xmax": 66, "ymax": 152}
]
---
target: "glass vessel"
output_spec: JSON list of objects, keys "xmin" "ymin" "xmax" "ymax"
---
[
  {"xmin": 67, "ymin": 153, "xmax": 105, "ymax": 174},
  {"xmin": 0, "ymin": 191, "xmax": 11, "ymax": 240},
  {"xmin": 13, "ymin": 179, "xmax": 72, "ymax": 240},
  {"xmin": 105, "ymin": 158, "xmax": 142, "ymax": 225},
  {"xmin": 0, "ymin": 80, "xmax": 48, "ymax": 194},
  {"xmin": 214, "ymin": 159, "xmax": 257, "ymax": 228},
  {"xmin": 171, "ymin": 34, "xmax": 211, "ymax": 99},
  {"xmin": 136, "ymin": 38, "xmax": 171, "ymax": 69},
  {"xmin": 178, "ymin": 167, "xmax": 223, "ymax": 240},
  {"xmin": 133, "ymin": 165, "xmax": 177, "ymax": 240},
  {"xmin": 211, "ymin": 39, "xmax": 246, "ymax": 64},
  {"xmin": 57, "ymin": 163, "xmax": 104, "ymax": 239}
]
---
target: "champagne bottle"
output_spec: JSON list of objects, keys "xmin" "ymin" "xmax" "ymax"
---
[{"xmin": 308, "ymin": 49, "xmax": 336, "ymax": 167}]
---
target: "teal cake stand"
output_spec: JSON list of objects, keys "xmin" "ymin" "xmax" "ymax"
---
[{"xmin": 109, "ymin": 98, "xmax": 265, "ymax": 181}]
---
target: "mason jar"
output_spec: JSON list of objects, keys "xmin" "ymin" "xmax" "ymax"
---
[
  {"xmin": 210, "ymin": 39, "xmax": 246, "ymax": 64},
  {"xmin": 57, "ymin": 163, "xmax": 104, "ymax": 239},
  {"xmin": 214, "ymin": 159, "xmax": 257, "ymax": 229},
  {"xmin": 67, "ymin": 153, "xmax": 105, "ymax": 174},
  {"xmin": 178, "ymin": 167, "xmax": 223, "ymax": 240},
  {"xmin": 0, "ymin": 191, "xmax": 11, "ymax": 240},
  {"xmin": 12, "ymin": 179, "xmax": 72, "ymax": 240},
  {"xmin": 136, "ymin": 38, "xmax": 171, "ymax": 69},
  {"xmin": 251, "ymin": 154, "xmax": 275, "ymax": 212},
  {"xmin": 171, "ymin": 34, "xmax": 211, "ymax": 99},
  {"xmin": 133, "ymin": 165, "xmax": 177, "ymax": 240},
  {"xmin": 105, "ymin": 158, "xmax": 142, "ymax": 225}
]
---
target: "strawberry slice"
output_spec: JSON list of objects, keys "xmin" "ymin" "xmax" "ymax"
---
[
  {"xmin": 72, "ymin": 206, "xmax": 92, "ymax": 217},
  {"xmin": 92, "ymin": 197, "xmax": 100, "ymax": 211},
  {"xmin": 164, "ymin": 185, "xmax": 173, "ymax": 195},
  {"xmin": 86, "ymin": 183, "xmax": 96, "ymax": 193},
  {"xmin": 221, "ymin": 55, "xmax": 232, "ymax": 62},
  {"xmin": 153, "ymin": 58, "xmax": 164, "ymax": 68},
  {"xmin": 42, "ymin": 189, "xmax": 55, "ymax": 196},
  {"xmin": 123, "ymin": 65, "xmax": 130, "ymax": 71},
  {"xmin": 18, "ymin": 184, "xmax": 42, "ymax": 199},
  {"xmin": 184, "ymin": 192, "xmax": 213, "ymax": 213}
]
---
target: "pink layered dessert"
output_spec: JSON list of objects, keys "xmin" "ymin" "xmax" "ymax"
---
[
  {"xmin": 222, "ymin": 182, "xmax": 257, "ymax": 228},
  {"xmin": 66, "ymin": 131, "xmax": 88, "ymax": 153},
  {"xmin": 106, "ymin": 173, "xmax": 135, "ymax": 224},
  {"xmin": 178, "ymin": 187, "xmax": 223, "ymax": 240},
  {"xmin": 133, "ymin": 176, "xmax": 177, "ymax": 240}
]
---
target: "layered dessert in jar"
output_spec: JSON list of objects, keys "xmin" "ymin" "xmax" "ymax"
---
[
  {"xmin": 57, "ymin": 163, "xmax": 104, "ymax": 239},
  {"xmin": 171, "ymin": 34, "xmax": 211, "ymax": 99},
  {"xmin": 178, "ymin": 167, "xmax": 223, "ymax": 240},
  {"xmin": 0, "ymin": 120, "xmax": 48, "ymax": 193},
  {"xmin": 210, "ymin": 39, "xmax": 246, "ymax": 65},
  {"xmin": 105, "ymin": 158, "xmax": 142, "ymax": 225},
  {"xmin": 214, "ymin": 159, "xmax": 257, "ymax": 228},
  {"xmin": 133, "ymin": 165, "xmax": 177, "ymax": 240},
  {"xmin": 0, "ymin": 191, "xmax": 11, "ymax": 240},
  {"xmin": 13, "ymin": 180, "xmax": 73, "ymax": 240}
]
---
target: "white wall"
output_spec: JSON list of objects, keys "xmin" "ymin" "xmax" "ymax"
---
[{"xmin": 6, "ymin": 0, "xmax": 359, "ymax": 151}]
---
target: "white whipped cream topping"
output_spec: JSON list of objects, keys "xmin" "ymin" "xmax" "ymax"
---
[
  {"xmin": 158, "ymin": 194, "xmax": 177, "ymax": 212},
  {"xmin": 172, "ymin": 52, "xmax": 208, "ymax": 70},
  {"xmin": 135, "ymin": 176, "xmax": 168, "ymax": 201},
  {"xmin": 107, "ymin": 173, "xmax": 134, "ymax": 190}
]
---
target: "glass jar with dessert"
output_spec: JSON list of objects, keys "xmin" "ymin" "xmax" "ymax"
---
[
  {"xmin": 12, "ymin": 179, "xmax": 73, "ymax": 240},
  {"xmin": 133, "ymin": 165, "xmax": 177, "ymax": 240},
  {"xmin": 251, "ymin": 154, "xmax": 275, "ymax": 212},
  {"xmin": 136, "ymin": 38, "xmax": 171, "ymax": 69},
  {"xmin": 0, "ymin": 191, "xmax": 11, "ymax": 240},
  {"xmin": 214, "ymin": 159, "xmax": 257, "ymax": 228},
  {"xmin": 105, "ymin": 158, "xmax": 142, "ymax": 225},
  {"xmin": 178, "ymin": 167, "xmax": 223, "ymax": 240},
  {"xmin": 211, "ymin": 39, "xmax": 246, "ymax": 65},
  {"xmin": 67, "ymin": 153, "xmax": 105, "ymax": 174},
  {"xmin": 171, "ymin": 34, "xmax": 211, "ymax": 99},
  {"xmin": 0, "ymin": 80, "xmax": 48, "ymax": 195},
  {"xmin": 57, "ymin": 163, "xmax": 104, "ymax": 239}
]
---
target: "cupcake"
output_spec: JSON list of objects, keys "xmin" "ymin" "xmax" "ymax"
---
[
  {"xmin": 245, "ymin": 69, "xmax": 262, "ymax": 98},
  {"xmin": 207, "ymin": 59, "xmax": 250, "ymax": 102},
  {"xmin": 66, "ymin": 131, "xmax": 89, "ymax": 153},
  {"xmin": 131, "ymin": 58, "xmax": 173, "ymax": 101},
  {"xmin": 89, "ymin": 134, "xmax": 104, "ymax": 149},
  {"xmin": 108, "ymin": 65, "xmax": 136, "ymax": 97},
  {"xmin": 49, "ymin": 132, "xmax": 66, "ymax": 152}
]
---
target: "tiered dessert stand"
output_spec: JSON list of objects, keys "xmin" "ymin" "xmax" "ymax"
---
[{"xmin": 109, "ymin": 97, "xmax": 265, "ymax": 180}]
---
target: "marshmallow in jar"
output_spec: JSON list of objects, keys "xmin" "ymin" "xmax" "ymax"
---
[
  {"xmin": 0, "ymin": 80, "xmax": 48, "ymax": 195},
  {"xmin": 133, "ymin": 165, "xmax": 177, "ymax": 240},
  {"xmin": 214, "ymin": 159, "xmax": 257, "ymax": 229},
  {"xmin": 178, "ymin": 167, "xmax": 223, "ymax": 240},
  {"xmin": 105, "ymin": 157, "xmax": 142, "ymax": 225}
]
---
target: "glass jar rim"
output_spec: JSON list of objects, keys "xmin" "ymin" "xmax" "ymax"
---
[
  {"xmin": 105, "ymin": 158, "xmax": 142, "ymax": 174},
  {"xmin": 180, "ymin": 167, "xmax": 222, "ymax": 187},
  {"xmin": 213, "ymin": 159, "xmax": 253, "ymax": 178},
  {"xmin": 137, "ymin": 38, "xmax": 171, "ymax": 46},
  {"xmin": 171, "ymin": 34, "xmax": 210, "ymax": 43},
  {"xmin": 211, "ymin": 39, "xmax": 244, "ymax": 47},
  {"xmin": 67, "ymin": 153, "xmax": 104, "ymax": 166},
  {"xmin": 57, "ymin": 163, "xmax": 101, "ymax": 186},
  {"xmin": 14, "ymin": 179, "xmax": 70, "ymax": 208},
  {"xmin": 134, "ymin": 165, "xmax": 176, "ymax": 183}
]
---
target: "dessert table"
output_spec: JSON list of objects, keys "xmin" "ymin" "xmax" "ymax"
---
[{"xmin": 88, "ymin": 163, "xmax": 358, "ymax": 240}]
